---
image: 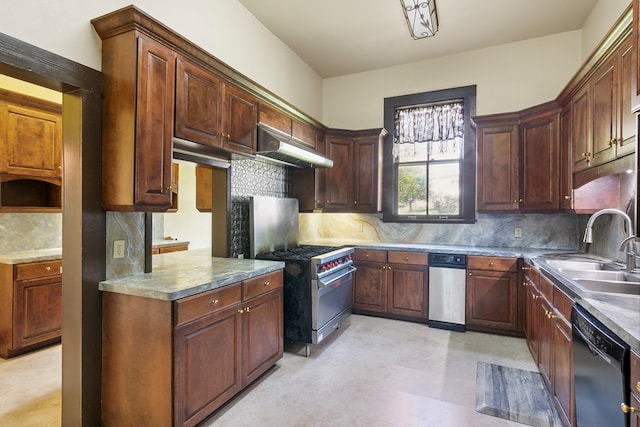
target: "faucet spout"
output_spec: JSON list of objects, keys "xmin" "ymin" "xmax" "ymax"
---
[{"xmin": 583, "ymin": 208, "xmax": 636, "ymax": 271}]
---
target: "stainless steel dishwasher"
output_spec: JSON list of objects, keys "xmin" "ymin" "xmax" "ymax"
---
[
  {"xmin": 572, "ymin": 304, "xmax": 630, "ymax": 427},
  {"xmin": 428, "ymin": 253, "xmax": 467, "ymax": 332}
]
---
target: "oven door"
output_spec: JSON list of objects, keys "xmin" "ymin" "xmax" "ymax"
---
[{"xmin": 311, "ymin": 266, "xmax": 355, "ymax": 343}]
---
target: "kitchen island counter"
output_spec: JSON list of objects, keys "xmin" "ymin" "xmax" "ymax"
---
[{"xmin": 99, "ymin": 248, "xmax": 284, "ymax": 301}]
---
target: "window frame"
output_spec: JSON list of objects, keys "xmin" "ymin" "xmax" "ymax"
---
[{"xmin": 382, "ymin": 85, "xmax": 477, "ymax": 223}]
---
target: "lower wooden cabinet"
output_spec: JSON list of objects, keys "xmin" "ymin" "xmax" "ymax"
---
[
  {"xmin": 352, "ymin": 249, "xmax": 428, "ymax": 321},
  {"xmin": 0, "ymin": 259, "xmax": 62, "ymax": 358},
  {"xmin": 523, "ymin": 262, "xmax": 575, "ymax": 427},
  {"xmin": 102, "ymin": 270, "xmax": 283, "ymax": 427},
  {"xmin": 465, "ymin": 256, "xmax": 521, "ymax": 335}
]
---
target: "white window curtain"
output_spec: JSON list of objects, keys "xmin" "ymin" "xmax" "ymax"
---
[{"xmin": 393, "ymin": 102, "xmax": 464, "ymax": 161}]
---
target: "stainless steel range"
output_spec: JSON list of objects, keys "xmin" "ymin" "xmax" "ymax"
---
[{"xmin": 250, "ymin": 196, "xmax": 355, "ymax": 355}]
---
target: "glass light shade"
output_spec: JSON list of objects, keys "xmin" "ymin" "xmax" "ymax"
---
[{"xmin": 401, "ymin": 0, "xmax": 438, "ymax": 40}]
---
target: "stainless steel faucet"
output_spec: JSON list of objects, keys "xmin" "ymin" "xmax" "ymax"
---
[{"xmin": 583, "ymin": 208, "xmax": 638, "ymax": 271}]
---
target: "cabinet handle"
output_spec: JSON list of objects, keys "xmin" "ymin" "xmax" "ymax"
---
[
  {"xmin": 263, "ymin": 281, "xmax": 270, "ymax": 286},
  {"xmin": 564, "ymin": 195, "xmax": 572, "ymax": 200},
  {"xmin": 404, "ymin": 256, "xmax": 409, "ymax": 261},
  {"xmin": 522, "ymin": 282, "xmax": 529, "ymax": 287},
  {"xmin": 46, "ymin": 266, "xmax": 51, "ymax": 271},
  {"xmin": 211, "ymin": 299, "xmax": 219, "ymax": 305},
  {"xmin": 245, "ymin": 307, "xmax": 251, "ymax": 313},
  {"xmin": 488, "ymin": 262, "xmax": 494, "ymax": 266},
  {"xmin": 621, "ymin": 403, "xmax": 637, "ymax": 414},
  {"xmin": 532, "ymin": 294, "xmax": 540, "ymax": 300},
  {"xmin": 166, "ymin": 186, "xmax": 173, "ymax": 192},
  {"xmin": 545, "ymin": 310, "xmax": 556, "ymax": 319},
  {"xmin": 636, "ymin": 381, "xmax": 640, "ymax": 393},
  {"xmin": 237, "ymin": 309, "xmax": 244, "ymax": 314}
]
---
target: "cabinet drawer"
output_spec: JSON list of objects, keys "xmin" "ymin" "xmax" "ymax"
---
[
  {"xmin": 631, "ymin": 351, "xmax": 640, "ymax": 397},
  {"xmin": 353, "ymin": 249, "xmax": 387, "ymax": 263},
  {"xmin": 388, "ymin": 251, "xmax": 428, "ymax": 266},
  {"xmin": 467, "ymin": 256, "xmax": 517, "ymax": 272},
  {"xmin": 242, "ymin": 271, "xmax": 283, "ymax": 300},
  {"xmin": 15, "ymin": 260, "xmax": 62, "ymax": 280},
  {"xmin": 175, "ymin": 283, "xmax": 241, "ymax": 326}
]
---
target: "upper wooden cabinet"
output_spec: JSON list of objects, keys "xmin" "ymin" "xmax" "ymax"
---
[
  {"xmin": 98, "ymin": 30, "xmax": 176, "ymax": 211},
  {"xmin": 175, "ymin": 56, "xmax": 223, "ymax": 147},
  {"xmin": 475, "ymin": 103, "xmax": 561, "ymax": 212},
  {"xmin": 0, "ymin": 89, "xmax": 63, "ymax": 211},
  {"xmin": 324, "ymin": 129, "xmax": 381, "ymax": 213},
  {"xmin": 258, "ymin": 102, "xmax": 317, "ymax": 149},
  {"xmin": 475, "ymin": 114, "xmax": 520, "ymax": 212},
  {"xmin": 174, "ymin": 58, "xmax": 258, "ymax": 155},
  {"xmin": 519, "ymin": 104, "xmax": 561, "ymax": 211}
]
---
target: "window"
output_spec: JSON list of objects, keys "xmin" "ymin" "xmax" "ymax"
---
[{"xmin": 382, "ymin": 86, "xmax": 476, "ymax": 223}]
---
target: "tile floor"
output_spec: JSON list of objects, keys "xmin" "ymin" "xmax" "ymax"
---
[{"xmin": 0, "ymin": 315, "xmax": 539, "ymax": 426}]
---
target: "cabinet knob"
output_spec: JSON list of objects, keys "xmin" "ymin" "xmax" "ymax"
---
[
  {"xmin": 522, "ymin": 281, "xmax": 529, "ymax": 287},
  {"xmin": 237, "ymin": 309, "xmax": 244, "ymax": 314},
  {"xmin": 468, "ymin": 272, "xmax": 473, "ymax": 276},
  {"xmin": 354, "ymin": 201, "xmax": 357, "ymax": 205},
  {"xmin": 245, "ymin": 307, "xmax": 251, "ymax": 313},
  {"xmin": 263, "ymin": 281, "xmax": 270, "ymax": 286},
  {"xmin": 46, "ymin": 266, "xmax": 51, "ymax": 271},
  {"xmin": 532, "ymin": 294, "xmax": 540, "ymax": 300},
  {"xmin": 166, "ymin": 186, "xmax": 173, "ymax": 192},
  {"xmin": 608, "ymin": 139, "xmax": 615, "ymax": 147},
  {"xmin": 211, "ymin": 299, "xmax": 219, "ymax": 305},
  {"xmin": 404, "ymin": 256, "xmax": 409, "ymax": 261},
  {"xmin": 388, "ymin": 266, "xmax": 391, "ymax": 270},
  {"xmin": 519, "ymin": 198, "xmax": 524, "ymax": 203},
  {"xmin": 564, "ymin": 195, "xmax": 572, "ymax": 200},
  {"xmin": 621, "ymin": 403, "xmax": 637, "ymax": 414},
  {"xmin": 636, "ymin": 381, "xmax": 640, "ymax": 393}
]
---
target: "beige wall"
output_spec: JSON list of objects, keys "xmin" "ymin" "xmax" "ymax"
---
[
  {"xmin": 581, "ymin": 0, "xmax": 630, "ymax": 60},
  {"xmin": 0, "ymin": 0, "xmax": 323, "ymax": 120},
  {"xmin": 322, "ymin": 31, "xmax": 582, "ymax": 129}
]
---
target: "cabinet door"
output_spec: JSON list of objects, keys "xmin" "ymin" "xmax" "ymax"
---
[
  {"xmin": 0, "ymin": 100, "xmax": 62, "ymax": 179},
  {"xmin": 572, "ymin": 86, "xmax": 592, "ymax": 172},
  {"xmin": 292, "ymin": 119, "xmax": 317, "ymax": 149},
  {"xmin": 174, "ymin": 305, "xmax": 242, "ymax": 427},
  {"xmin": 352, "ymin": 261, "xmax": 386, "ymax": 313},
  {"xmin": 591, "ymin": 55, "xmax": 617, "ymax": 166},
  {"xmin": 559, "ymin": 107, "xmax": 573, "ymax": 209},
  {"xmin": 13, "ymin": 276, "xmax": 62, "ymax": 350},
  {"xmin": 353, "ymin": 135, "xmax": 378, "ymax": 213},
  {"xmin": 325, "ymin": 136, "xmax": 353, "ymax": 211},
  {"xmin": 134, "ymin": 36, "xmax": 176, "ymax": 207},
  {"xmin": 520, "ymin": 112, "xmax": 560, "ymax": 211},
  {"xmin": 221, "ymin": 83, "xmax": 257, "ymax": 155},
  {"xmin": 476, "ymin": 122, "xmax": 519, "ymax": 211},
  {"xmin": 175, "ymin": 56, "xmax": 223, "ymax": 147},
  {"xmin": 619, "ymin": 38, "xmax": 636, "ymax": 158},
  {"xmin": 525, "ymin": 284, "xmax": 540, "ymax": 361},
  {"xmin": 387, "ymin": 264, "xmax": 427, "ymax": 320},
  {"xmin": 241, "ymin": 289, "xmax": 283, "ymax": 386},
  {"xmin": 466, "ymin": 270, "xmax": 518, "ymax": 332},
  {"xmin": 552, "ymin": 318, "xmax": 574, "ymax": 427},
  {"xmin": 258, "ymin": 103, "xmax": 291, "ymax": 135},
  {"xmin": 538, "ymin": 297, "xmax": 552, "ymax": 388}
]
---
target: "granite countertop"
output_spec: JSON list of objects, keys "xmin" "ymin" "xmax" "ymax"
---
[
  {"xmin": 99, "ymin": 248, "xmax": 284, "ymax": 301},
  {"xmin": 0, "ymin": 248, "xmax": 63, "ymax": 264}
]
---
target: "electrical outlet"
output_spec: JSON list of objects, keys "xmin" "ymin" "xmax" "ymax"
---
[
  {"xmin": 514, "ymin": 227, "xmax": 522, "ymax": 238},
  {"xmin": 113, "ymin": 240, "xmax": 125, "ymax": 259},
  {"xmin": 358, "ymin": 223, "xmax": 364, "ymax": 232}
]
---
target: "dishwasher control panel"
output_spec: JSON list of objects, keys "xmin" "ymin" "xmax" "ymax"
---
[{"xmin": 428, "ymin": 253, "xmax": 467, "ymax": 269}]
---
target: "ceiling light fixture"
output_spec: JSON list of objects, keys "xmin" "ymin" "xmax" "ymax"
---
[{"xmin": 400, "ymin": 0, "xmax": 438, "ymax": 40}]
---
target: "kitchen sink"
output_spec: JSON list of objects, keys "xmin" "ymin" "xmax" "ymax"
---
[
  {"xmin": 556, "ymin": 268, "xmax": 640, "ymax": 282},
  {"xmin": 572, "ymin": 278, "xmax": 640, "ymax": 296},
  {"xmin": 544, "ymin": 259, "xmax": 605, "ymax": 270}
]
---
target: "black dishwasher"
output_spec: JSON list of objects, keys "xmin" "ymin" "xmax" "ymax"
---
[{"xmin": 572, "ymin": 304, "xmax": 630, "ymax": 427}]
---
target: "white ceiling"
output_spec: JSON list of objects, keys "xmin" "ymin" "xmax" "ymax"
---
[{"xmin": 238, "ymin": 0, "xmax": 600, "ymax": 78}]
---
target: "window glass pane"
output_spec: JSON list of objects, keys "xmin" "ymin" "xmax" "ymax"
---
[
  {"xmin": 397, "ymin": 164, "xmax": 426, "ymax": 215},
  {"xmin": 427, "ymin": 137, "xmax": 463, "ymax": 161},
  {"xmin": 396, "ymin": 142, "xmax": 428, "ymax": 162},
  {"xmin": 428, "ymin": 162, "xmax": 460, "ymax": 215}
]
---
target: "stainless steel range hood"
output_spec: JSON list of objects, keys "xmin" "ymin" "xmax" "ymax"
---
[{"xmin": 256, "ymin": 124, "xmax": 333, "ymax": 168}]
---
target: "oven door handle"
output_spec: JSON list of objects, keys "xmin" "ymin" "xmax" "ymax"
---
[
  {"xmin": 319, "ymin": 266, "xmax": 357, "ymax": 288},
  {"xmin": 573, "ymin": 326, "xmax": 612, "ymax": 365}
]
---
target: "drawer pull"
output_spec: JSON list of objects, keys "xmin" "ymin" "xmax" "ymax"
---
[
  {"xmin": 211, "ymin": 299, "xmax": 219, "ymax": 305},
  {"xmin": 522, "ymin": 282, "xmax": 529, "ymax": 287},
  {"xmin": 404, "ymin": 256, "xmax": 409, "ymax": 261},
  {"xmin": 637, "ymin": 381, "xmax": 640, "ymax": 393},
  {"xmin": 46, "ymin": 266, "xmax": 51, "ymax": 271},
  {"xmin": 532, "ymin": 294, "xmax": 540, "ymax": 300},
  {"xmin": 264, "ymin": 281, "xmax": 270, "ymax": 286},
  {"xmin": 245, "ymin": 307, "xmax": 251, "ymax": 313},
  {"xmin": 237, "ymin": 309, "xmax": 244, "ymax": 314},
  {"xmin": 621, "ymin": 403, "xmax": 637, "ymax": 414}
]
